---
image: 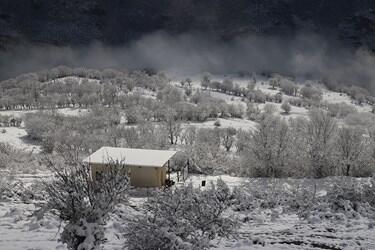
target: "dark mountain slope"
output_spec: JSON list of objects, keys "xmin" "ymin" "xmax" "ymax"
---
[{"xmin": 0, "ymin": 0, "xmax": 375, "ymax": 49}]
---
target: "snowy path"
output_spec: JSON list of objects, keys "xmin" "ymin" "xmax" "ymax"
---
[
  {"xmin": 0, "ymin": 202, "xmax": 64, "ymax": 250},
  {"xmin": 215, "ymin": 213, "xmax": 375, "ymax": 249}
]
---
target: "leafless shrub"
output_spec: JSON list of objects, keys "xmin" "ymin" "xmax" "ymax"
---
[
  {"xmin": 299, "ymin": 178, "xmax": 375, "ymax": 222},
  {"xmin": 124, "ymin": 180, "xmax": 238, "ymax": 250},
  {"xmin": 42, "ymin": 158, "xmax": 129, "ymax": 250}
]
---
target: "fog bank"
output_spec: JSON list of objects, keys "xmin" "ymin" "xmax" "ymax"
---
[{"xmin": 1, "ymin": 32, "xmax": 374, "ymax": 93}]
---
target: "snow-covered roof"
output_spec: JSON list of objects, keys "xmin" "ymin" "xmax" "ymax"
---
[{"xmin": 83, "ymin": 147, "xmax": 177, "ymax": 168}]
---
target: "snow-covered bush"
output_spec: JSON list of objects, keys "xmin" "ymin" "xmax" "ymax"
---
[
  {"xmin": 0, "ymin": 142, "xmax": 41, "ymax": 173},
  {"xmin": 246, "ymin": 103, "xmax": 261, "ymax": 121},
  {"xmin": 0, "ymin": 176, "xmax": 12, "ymax": 200},
  {"xmin": 157, "ymin": 85, "xmax": 183, "ymax": 106},
  {"xmin": 327, "ymin": 102, "xmax": 357, "ymax": 118},
  {"xmin": 345, "ymin": 112, "xmax": 375, "ymax": 128},
  {"xmin": 299, "ymin": 178, "xmax": 375, "ymax": 222},
  {"xmin": 24, "ymin": 112, "xmax": 58, "ymax": 141},
  {"xmin": 214, "ymin": 119, "xmax": 221, "ymax": 127},
  {"xmin": 343, "ymin": 85, "xmax": 370, "ymax": 105},
  {"xmin": 300, "ymin": 85, "xmax": 322, "ymax": 101},
  {"xmin": 280, "ymin": 79, "xmax": 298, "ymax": 96},
  {"xmin": 263, "ymin": 103, "xmax": 277, "ymax": 115},
  {"xmin": 232, "ymin": 180, "xmax": 301, "ymax": 213},
  {"xmin": 246, "ymin": 89, "xmax": 267, "ymax": 103},
  {"xmin": 182, "ymin": 128, "xmax": 236, "ymax": 175},
  {"xmin": 227, "ymin": 104, "xmax": 244, "ymax": 118},
  {"xmin": 281, "ymin": 101, "xmax": 291, "ymax": 114},
  {"xmin": 233, "ymin": 177, "xmax": 375, "ymax": 226},
  {"xmin": 42, "ymin": 159, "xmax": 129, "ymax": 250},
  {"xmin": 124, "ymin": 180, "xmax": 238, "ymax": 250},
  {"xmin": 0, "ymin": 176, "xmax": 28, "ymax": 202},
  {"xmin": 60, "ymin": 218, "xmax": 106, "ymax": 250},
  {"xmin": 219, "ymin": 127, "xmax": 237, "ymax": 151}
]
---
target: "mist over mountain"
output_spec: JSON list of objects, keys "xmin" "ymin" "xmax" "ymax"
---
[
  {"xmin": 1, "ymin": 0, "xmax": 375, "ymax": 93},
  {"xmin": 1, "ymin": 0, "xmax": 375, "ymax": 48}
]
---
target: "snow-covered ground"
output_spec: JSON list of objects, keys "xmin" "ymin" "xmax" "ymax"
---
[
  {"xmin": 1, "ymin": 175, "xmax": 375, "ymax": 250},
  {"xmin": 214, "ymin": 213, "xmax": 375, "ymax": 249},
  {"xmin": 322, "ymin": 90, "xmax": 373, "ymax": 113},
  {"xmin": 57, "ymin": 108, "xmax": 90, "ymax": 116},
  {"xmin": 183, "ymin": 118, "xmax": 258, "ymax": 131},
  {"xmin": 0, "ymin": 127, "xmax": 40, "ymax": 152},
  {"xmin": 132, "ymin": 87, "xmax": 157, "ymax": 99},
  {"xmin": 0, "ymin": 108, "xmax": 89, "ymax": 118},
  {"xmin": 0, "ymin": 202, "xmax": 63, "ymax": 250},
  {"xmin": 258, "ymin": 102, "xmax": 310, "ymax": 120}
]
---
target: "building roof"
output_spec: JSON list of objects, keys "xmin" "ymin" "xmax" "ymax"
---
[{"xmin": 83, "ymin": 147, "xmax": 177, "ymax": 168}]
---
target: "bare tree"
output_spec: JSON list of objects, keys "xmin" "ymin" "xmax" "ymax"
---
[
  {"xmin": 163, "ymin": 110, "xmax": 182, "ymax": 145},
  {"xmin": 235, "ymin": 129, "xmax": 253, "ymax": 153},
  {"xmin": 281, "ymin": 101, "xmax": 291, "ymax": 114},
  {"xmin": 269, "ymin": 77, "xmax": 280, "ymax": 90},
  {"xmin": 158, "ymin": 85, "xmax": 183, "ymax": 106},
  {"xmin": 201, "ymin": 72, "xmax": 211, "ymax": 90},
  {"xmin": 222, "ymin": 79, "xmax": 234, "ymax": 93},
  {"xmin": 185, "ymin": 78, "xmax": 193, "ymax": 87},
  {"xmin": 305, "ymin": 109, "xmax": 337, "ymax": 177},
  {"xmin": 246, "ymin": 102, "xmax": 261, "ymax": 121},
  {"xmin": 280, "ymin": 79, "xmax": 298, "ymax": 96},
  {"xmin": 327, "ymin": 102, "xmax": 357, "ymax": 118},
  {"xmin": 245, "ymin": 115, "xmax": 291, "ymax": 177},
  {"xmin": 335, "ymin": 126, "xmax": 369, "ymax": 176},
  {"xmin": 181, "ymin": 126, "xmax": 196, "ymax": 146},
  {"xmin": 220, "ymin": 127, "xmax": 237, "ymax": 152}
]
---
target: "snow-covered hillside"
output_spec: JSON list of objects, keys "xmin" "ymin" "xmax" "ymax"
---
[
  {"xmin": 1, "ymin": 73, "xmax": 374, "ymax": 151},
  {"xmin": 1, "ymin": 72, "xmax": 375, "ymax": 250}
]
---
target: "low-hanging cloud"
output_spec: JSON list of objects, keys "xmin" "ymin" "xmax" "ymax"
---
[{"xmin": 1, "ymin": 32, "xmax": 375, "ymax": 94}]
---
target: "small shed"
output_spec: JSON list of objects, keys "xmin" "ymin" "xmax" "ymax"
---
[{"xmin": 83, "ymin": 147, "xmax": 177, "ymax": 188}]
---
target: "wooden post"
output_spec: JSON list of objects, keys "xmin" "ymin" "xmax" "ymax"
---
[
  {"xmin": 167, "ymin": 160, "xmax": 171, "ymax": 181},
  {"xmin": 181, "ymin": 167, "xmax": 184, "ymax": 181},
  {"xmin": 185, "ymin": 159, "xmax": 190, "ymax": 182}
]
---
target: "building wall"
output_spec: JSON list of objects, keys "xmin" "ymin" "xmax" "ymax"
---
[
  {"xmin": 89, "ymin": 163, "xmax": 167, "ymax": 188},
  {"xmin": 129, "ymin": 166, "xmax": 166, "ymax": 187}
]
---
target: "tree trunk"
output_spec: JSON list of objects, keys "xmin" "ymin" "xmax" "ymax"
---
[{"xmin": 346, "ymin": 164, "xmax": 351, "ymax": 176}]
